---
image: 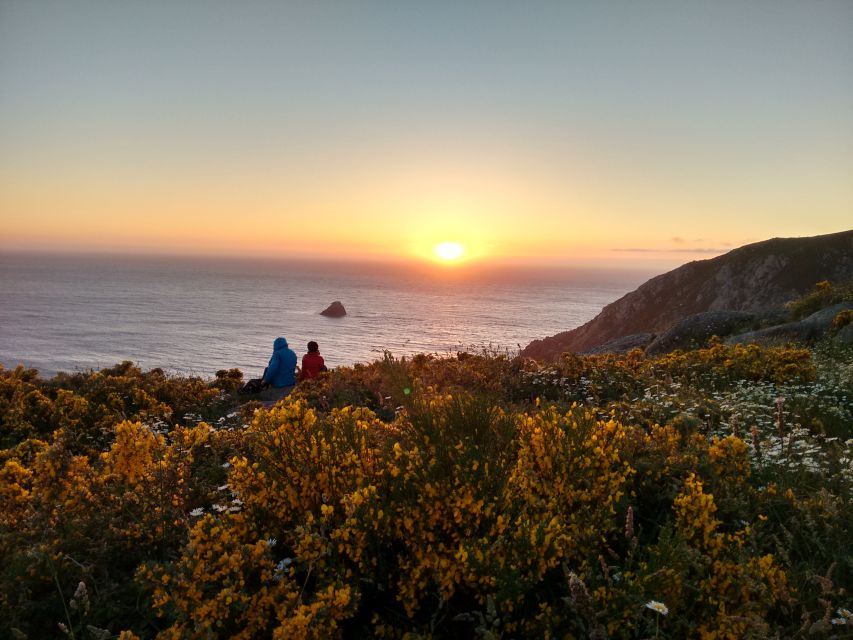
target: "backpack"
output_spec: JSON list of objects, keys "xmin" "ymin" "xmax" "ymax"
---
[{"xmin": 240, "ymin": 378, "xmax": 269, "ymax": 394}]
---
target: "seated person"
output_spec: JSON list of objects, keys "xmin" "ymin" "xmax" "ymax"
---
[
  {"xmin": 300, "ymin": 341, "xmax": 327, "ymax": 381},
  {"xmin": 259, "ymin": 336, "xmax": 297, "ymax": 397}
]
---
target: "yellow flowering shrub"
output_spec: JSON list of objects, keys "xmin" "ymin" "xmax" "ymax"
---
[
  {"xmin": 144, "ymin": 513, "xmax": 354, "ymax": 640},
  {"xmin": 102, "ymin": 421, "xmax": 167, "ymax": 484},
  {"xmin": 511, "ymin": 405, "xmax": 632, "ymax": 571},
  {"xmin": 144, "ymin": 400, "xmax": 375, "ymax": 638},
  {"xmin": 0, "ymin": 362, "xmax": 244, "ymax": 637},
  {"xmin": 673, "ymin": 474, "xmax": 788, "ymax": 639},
  {"xmin": 786, "ymin": 279, "xmax": 853, "ymax": 319},
  {"xmin": 0, "ymin": 459, "xmax": 32, "ymax": 526},
  {"xmin": 143, "ymin": 394, "xmax": 639, "ymax": 637},
  {"xmin": 708, "ymin": 435, "xmax": 750, "ymax": 483},
  {"xmin": 832, "ymin": 308, "xmax": 853, "ymax": 329},
  {"xmin": 0, "ymin": 342, "xmax": 847, "ymax": 638},
  {"xmin": 650, "ymin": 339, "xmax": 816, "ymax": 386}
]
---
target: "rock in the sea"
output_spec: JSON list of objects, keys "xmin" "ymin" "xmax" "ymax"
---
[{"xmin": 320, "ymin": 301, "xmax": 347, "ymax": 317}]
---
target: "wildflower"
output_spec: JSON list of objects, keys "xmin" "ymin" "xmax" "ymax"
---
[
  {"xmin": 565, "ymin": 571, "xmax": 607, "ymax": 636},
  {"xmin": 189, "ymin": 507, "xmax": 204, "ymax": 517},
  {"xmin": 751, "ymin": 425, "xmax": 761, "ymax": 458},
  {"xmin": 598, "ymin": 555, "xmax": 610, "ymax": 582},
  {"xmin": 645, "ymin": 600, "xmax": 669, "ymax": 615},
  {"xmin": 625, "ymin": 506, "xmax": 635, "ymax": 541},
  {"xmin": 775, "ymin": 396, "xmax": 786, "ymax": 437},
  {"xmin": 265, "ymin": 538, "xmax": 277, "ymax": 547}
]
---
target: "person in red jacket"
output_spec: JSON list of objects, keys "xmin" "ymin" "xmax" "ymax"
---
[{"xmin": 299, "ymin": 341, "xmax": 327, "ymax": 381}]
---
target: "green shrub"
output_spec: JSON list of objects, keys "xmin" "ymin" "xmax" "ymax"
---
[{"xmin": 786, "ymin": 280, "xmax": 853, "ymax": 319}]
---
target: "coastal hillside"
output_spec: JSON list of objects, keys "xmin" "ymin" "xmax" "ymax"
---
[{"xmin": 522, "ymin": 230, "xmax": 853, "ymax": 360}]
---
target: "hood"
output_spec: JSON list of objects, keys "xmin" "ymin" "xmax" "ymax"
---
[{"xmin": 273, "ymin": 337, "xmax": 289, "ymax": 351}]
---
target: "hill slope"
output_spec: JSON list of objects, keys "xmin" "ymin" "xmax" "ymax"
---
[{"xmin": 521, "ymin": 230, "xmax": 853, "ymax": 360}]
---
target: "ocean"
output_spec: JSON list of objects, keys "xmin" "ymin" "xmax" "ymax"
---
[{"xmin": 0, "ymin": 253, "xmax": 649, "ymax": 378}]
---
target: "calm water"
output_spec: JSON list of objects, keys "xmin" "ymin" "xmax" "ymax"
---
[{"xmin": 0, "ymin": 254, "xmax": 647, "ymax": 378}]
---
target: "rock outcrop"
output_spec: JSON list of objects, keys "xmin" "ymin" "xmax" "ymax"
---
[
  {"xmin": 522, "ymin": 230, "xmax": 853, "ymax": 361},
  {"xmin": 644, "ymin": 310, "xmax": 759, "ymax": 356},
  {"xmin": 837, "ymin": 322, "xmax": 853, "ymax": 345},
  {"xmin": 320, "ymin": 301, "xmax": 347, "ymax": 317},
  {"xmin": 582, "ymin": 333, "xmax": 655, "ymax": 355},
  {"xmin": 726, "ymin": 302, "xmax": 853, "ymax": 346}
]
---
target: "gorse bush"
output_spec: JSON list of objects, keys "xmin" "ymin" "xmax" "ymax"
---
[
  {"xmin": 0, "ymin": 341, "xmax": 850, "ymax": 638},
  {"xmin": 786, "ymin": 280, "xmax": 853, "ymax": 320}
]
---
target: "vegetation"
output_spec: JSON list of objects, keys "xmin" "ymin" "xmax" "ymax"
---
[
  {"xmin": 786, "ymin": 280, "xmax": 853, "ymax": 320},
  {"xmin": 1, "ymin": 340, "xmax": 851, "ymax": 639}
]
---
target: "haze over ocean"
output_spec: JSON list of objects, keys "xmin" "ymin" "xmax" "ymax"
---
[{"xmin": 0, "ymin": 254, "xmax": 647, "ymax": 378}]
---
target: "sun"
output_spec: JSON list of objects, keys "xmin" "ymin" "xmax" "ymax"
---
[{"xmin": 433, "ymin": 241, "xmax": 465, "ymax": 262}]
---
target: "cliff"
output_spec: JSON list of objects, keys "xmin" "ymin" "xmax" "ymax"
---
[{"xmin": 521, "ymin": 230, "xmax": 853, "ymax": 360}]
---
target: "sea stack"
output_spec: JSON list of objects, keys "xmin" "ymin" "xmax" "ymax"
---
[{"xmin": 320, "ymin": 301, "xmax": 347, "ymax": 317}]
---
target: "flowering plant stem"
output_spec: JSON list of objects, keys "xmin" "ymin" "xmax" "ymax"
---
[{"xmin": 48, "ymin": 554, "xmax": 76, "ymax": 640}]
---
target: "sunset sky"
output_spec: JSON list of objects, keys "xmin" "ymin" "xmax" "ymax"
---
[{"xmin": 1, "ymin": 1, "xmax": 851, "ymax": 269}]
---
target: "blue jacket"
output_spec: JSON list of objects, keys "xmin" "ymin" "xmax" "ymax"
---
[{"xmin": 262, "ymin": 337, "xmax": 297, "ymax": 387}]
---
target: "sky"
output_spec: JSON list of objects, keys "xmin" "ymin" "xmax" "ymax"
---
[{"xmin": 1, "ymin": 1, "xmax": 851, "ymax": 269}]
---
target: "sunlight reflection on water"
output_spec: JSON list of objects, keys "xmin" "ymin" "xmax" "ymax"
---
[{"xmin": 0, "ymin": 254, "xmax": 648, "ymax": 377}]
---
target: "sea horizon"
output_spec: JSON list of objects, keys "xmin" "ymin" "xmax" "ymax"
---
[{"xmin": 1, "ymin": 251, "xmax": 653, "ymax": 378}]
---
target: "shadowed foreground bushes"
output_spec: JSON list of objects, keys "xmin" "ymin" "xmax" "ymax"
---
[{"xmin": 0, "ymin": 341, "xmax": 850, "ymax": 638}]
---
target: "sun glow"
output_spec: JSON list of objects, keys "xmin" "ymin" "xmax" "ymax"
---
[{"xmin": 433, "ymin": 241, "xmax": 465, "ymax": 262}]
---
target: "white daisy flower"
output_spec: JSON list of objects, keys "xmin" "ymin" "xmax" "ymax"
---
[{"xmin": 645, "ymin": 600, "xmax": 669, "ymax": 615}]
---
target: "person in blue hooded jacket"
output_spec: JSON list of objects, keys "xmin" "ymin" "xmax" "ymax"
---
[{"xmin": 261, "ymin": 336, "xmax": 297, "ymax": 389}]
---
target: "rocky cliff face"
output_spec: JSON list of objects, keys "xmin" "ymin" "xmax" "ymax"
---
[{"xmin": 521, "ymin": 230, "xmax": 853, "ymax": 360}]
